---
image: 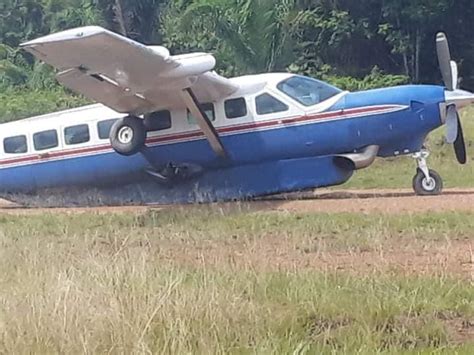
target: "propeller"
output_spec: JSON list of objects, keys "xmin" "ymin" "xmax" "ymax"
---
[
  {"xmin": 436, "ymin": 32, "xmax": 467, "ymax": 164},
  {"xmin": 454, "ymin": 114, "xmax": 467, "ymax": 164}
]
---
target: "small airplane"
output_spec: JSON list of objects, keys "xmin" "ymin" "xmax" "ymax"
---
[{"xmin": 0, "ymin": 27, "xmax": 473, "ymax": 204}]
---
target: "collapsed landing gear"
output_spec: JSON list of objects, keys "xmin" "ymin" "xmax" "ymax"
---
[
  {"xmin": 412, "ymin": 150, "xmax": 443, "ymax": 196},
  {"xmin": 109, "ymin": 116, "xmax": 146, "ymax": 156},
  {"xmin": 146, "ymin": 162, "xmax": 204, "ymax": 185}
]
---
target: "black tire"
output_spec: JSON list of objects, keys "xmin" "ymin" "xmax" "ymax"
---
[
  {"xmin": 109, "ymin": 116, "xmax": 146, "ymax": 156},
  {"xmin": 412, "ymin": 169, "xmax": 443, "ymax": 196}
]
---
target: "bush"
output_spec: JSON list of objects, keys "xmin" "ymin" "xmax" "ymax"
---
[
  {"xmin": 0, "ymin": 88, "xmax": 89, "ymax": 124},
  {"xmin": 324, "ymin": 66, "xmax": 409, "ymax": 91},
  {"xmin": 288, "ymin": 62, "xmax": 410, "ymax": 91}
]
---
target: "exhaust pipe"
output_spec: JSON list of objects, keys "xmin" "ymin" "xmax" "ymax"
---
[{"xmin": 334, "ymin": 145, "xmax": 379, "ymax": 171}]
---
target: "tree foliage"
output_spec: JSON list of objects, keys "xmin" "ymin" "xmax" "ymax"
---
[
  {"xmin": 0, "ymin": 0, "xmax": 473, "ymax": 121},
  {"xmin": 164, "ymin": 0, "xmax": 307, "ymax": 75},
  {"xmin": 163, "ymin": 0, "xmax": 474, "ymax": 89}
]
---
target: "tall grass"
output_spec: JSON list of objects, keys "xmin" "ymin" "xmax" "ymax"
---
[{"xmin": 0, "ymin": 210, "xmax": 472, "ymax": 353}]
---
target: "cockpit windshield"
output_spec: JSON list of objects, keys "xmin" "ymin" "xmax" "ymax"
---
[{"xmin": 277, "ymin": 75, "xmax": 342, "ymax": 106}]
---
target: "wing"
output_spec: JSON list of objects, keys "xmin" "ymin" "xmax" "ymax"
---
[{"xmin": 21, "ymin": 26, "xmax": 239, "ymax": 114}]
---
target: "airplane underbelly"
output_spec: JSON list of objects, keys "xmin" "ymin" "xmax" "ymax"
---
[
  {"xmin": 0, "ymin": 165, "xmax": 34, "ymax": 192},
  {"xmin": 0, "ymin": 151, "xmax": 149, "ymax": 192}
]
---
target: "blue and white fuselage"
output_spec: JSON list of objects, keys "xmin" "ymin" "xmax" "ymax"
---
[{"xmin": 0, "ymin": 73, "xmax": 450, "ymax": 202}]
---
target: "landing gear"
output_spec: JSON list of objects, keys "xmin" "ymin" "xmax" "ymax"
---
[
  {"xmin": 146, "ymin": 162, "xmax": 204, "ymax": 185},
  {"xmin": 109, "ymin": 116, "xmax": 146, "ymax": 156},
  {"xmin": 412, "ymin": 150, "xmax": 443, "ymax": 196}
]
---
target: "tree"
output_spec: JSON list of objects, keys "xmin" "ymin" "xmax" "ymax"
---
[
  {"xmin": 1, "ymin": 0, "xmax": 473, "ymax": 97},
  {"xmin": 377, "ymin": 0, "xmax": 451, "ymax": 83},
  {"xmin": 97, "ymin": 0, "xmax": 167, "ymax": 43},
  {"xmin": 162, "ymin": 0, "xmax": 310, "ymax": 75},
  {"xmin": 0, "ymin": 0, "xmax": 104, "ymax": 90}
]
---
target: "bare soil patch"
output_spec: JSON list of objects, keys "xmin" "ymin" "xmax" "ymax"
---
[
  {"xmin": 263, "ymin": 188, "xmax": 474, "ymax": 214},
  {"xmin": 153, "ymin": 234, "xmax": 474, "ymax": 279}
]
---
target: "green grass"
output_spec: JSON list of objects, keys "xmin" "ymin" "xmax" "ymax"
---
[
  {"xmin": 0, "ymin": 209, "xmax": 472, "ymax": 353},
  {"xmin": 345, "ymin": 106, "xmax": 474, "ymax": 189},
  {"xmin": 1, "ymin": 208, "xmax": 474, "ymax": 249}
]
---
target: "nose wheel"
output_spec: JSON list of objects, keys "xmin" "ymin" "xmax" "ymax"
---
[{"xmin": 412, "ymin": 150, "xmax": 443, "ymax": 196}]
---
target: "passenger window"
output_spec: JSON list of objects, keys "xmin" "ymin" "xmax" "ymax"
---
[
  {"xmin": 33, "ymin": 130, "xmax": 58, "ymax": 151},
  {"xmin": 256, "ymin": 93, "xmax": 289, "ymax": 115},
  {"xmin": 97, "ymin": 119, "xmax": 118, "ymax": 140},
  {"xmin": 187, "ymin": 103, "xmax": 215, "ymax": 125},
  {"xmin": 225, "ymin": 98, "xmax": 247, "ymax": 119},
  {"xmin": 64, "ymin": 124, "xmax": 90, "ymax": 145},
  {"xmin": 3, "ymin": 135, "xmax": 27, "ymax": 154},
  {"xmin": 145, "ymin": 110, "xmax": 172, "ymax": 131}
]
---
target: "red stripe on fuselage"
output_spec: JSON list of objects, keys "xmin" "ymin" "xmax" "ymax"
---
[{"xmin": 147, "ymin": 105, "xmax": 401, "ymax": 144}]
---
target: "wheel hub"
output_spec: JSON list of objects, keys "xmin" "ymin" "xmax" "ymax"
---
[
  {"xmin": 118, "ymin": 126, "xmax": 134, "ymax": 144},
  {"xmin": 422, "ymin": 177, "xmax": 436, "ymax": 191}
]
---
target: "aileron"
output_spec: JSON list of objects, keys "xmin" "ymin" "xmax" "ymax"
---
[{"xmin": 56, "ymin": 68, "xmax": 155, "ymax": 114}]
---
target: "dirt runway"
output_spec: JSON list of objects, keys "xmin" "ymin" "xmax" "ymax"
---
[
  {"xmin": 1, "ymin": 189, "xmax": 473, "ymax": 281},
  {"xmin": 1, "ymin": 188, "xmax": 474, "ymax": 214}
]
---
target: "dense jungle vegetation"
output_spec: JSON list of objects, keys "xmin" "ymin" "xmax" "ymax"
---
[{"xmin": 0, "ymin": 0, "xmax": 473, "ymax": 122}]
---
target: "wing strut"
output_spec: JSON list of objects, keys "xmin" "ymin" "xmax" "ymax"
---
[{"xmin": 180, "ymin": 88, "xmax": 228, "ymax": 159}]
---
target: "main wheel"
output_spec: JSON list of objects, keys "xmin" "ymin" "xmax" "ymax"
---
[
  {"xmin": 412, "ymin": 169, "xmax": 443, "ymax": 196},
  {"xmin": 109, "ymin": 116, "xmax": 146, "ymax": 156}
]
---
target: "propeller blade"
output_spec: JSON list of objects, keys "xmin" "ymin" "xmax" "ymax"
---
[
  {"xmin": 454, "ymin": 114, "xmax": 467, "ymax": 164},
  {"xmin": 436, "ymin": 32, "xmax": 454, "ymax": 91},
  {"xmin": 445, "ymin": 105, "xmax": 458, "ymax": 144},
  {"xmin": 450, "ymin": 60, "xmax": 459, "ymax": 90}
]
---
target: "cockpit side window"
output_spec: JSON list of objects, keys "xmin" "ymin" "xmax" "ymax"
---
[
  {"xmin": 4, "ymin": 135, "xmax": 27, "ymax": 154},
  {"xmin": 255, "ymin": 94, "xmax": 289, "ymax": 115},
  {"xmin": 277, "ymin": 76, "xmax": 342, "ymax": 106}
]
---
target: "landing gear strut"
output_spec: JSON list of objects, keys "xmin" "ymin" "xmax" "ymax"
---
[
  {"xmin": 412, "ymin": 150, "xmax": 443, "ymax": 196},
  {"xmin": 109, "ymin": 116, "xmax": 146, "ymax": 156}
]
